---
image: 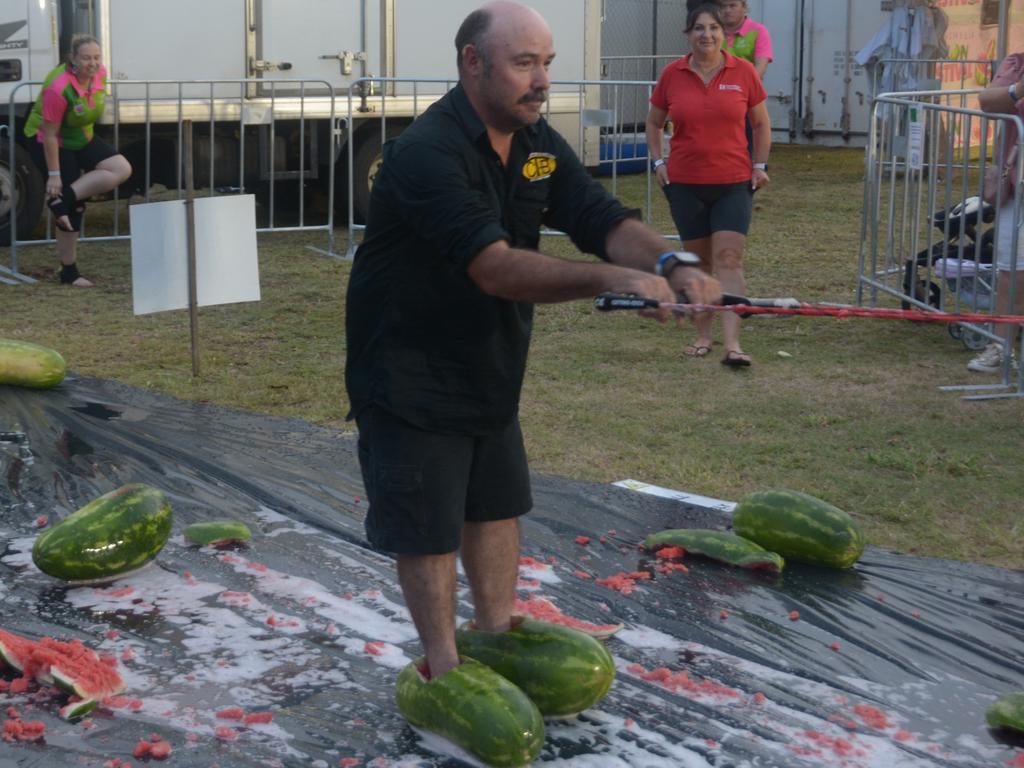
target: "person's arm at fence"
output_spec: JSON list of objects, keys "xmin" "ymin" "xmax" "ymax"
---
[
  {"xmin": 40, "ymin": 121, "xmax": 63, "ymax": 199},
  {"xmin": 749, "ymin": 101, "xmax": 771, "ymax": 190},
  {"xmin": 979, "ymin": 54, "xmax": 1024, "ymax": 115},
  {"xmin": 644, "ymin": 104, "xmax": 670, "ymax": 187}
]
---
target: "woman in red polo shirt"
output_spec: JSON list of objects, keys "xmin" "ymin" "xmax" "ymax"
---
[
  {"xmin": 645, "ymin": 3, "xmax": 771, "ymax": 366},
  {"xmin": 23, "ymin": 34, "xmax": 131, "ymax": 286}
]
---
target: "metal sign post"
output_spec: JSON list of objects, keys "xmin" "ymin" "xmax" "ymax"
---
[{"xmin": 183, "ymin": 120, "xmax": 200, "ymax": 377}]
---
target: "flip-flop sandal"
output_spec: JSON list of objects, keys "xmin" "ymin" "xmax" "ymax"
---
[
  {"xmin": 721, "ymin": 350, "xmax": 752, "ymax": 367},
  {"xmin": 683, "ymin": 344, "xmax": 712, "ymax": 358}
]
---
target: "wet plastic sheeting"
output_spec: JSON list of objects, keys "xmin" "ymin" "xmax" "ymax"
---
[{"xmin": 1, "ymin": 376, "xmax": 1022, "ymax": 768}]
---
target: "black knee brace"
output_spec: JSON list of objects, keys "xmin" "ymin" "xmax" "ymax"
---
[{"xmin": 67, "ymin": 201, "xmax": 86, "ymax": 232}]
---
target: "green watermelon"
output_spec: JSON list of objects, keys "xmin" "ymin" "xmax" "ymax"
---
[
  {"xmin": 642, "ymin": 528, "xmax": 785, "ymax": 573},
  {"xmin": 732, "ymin": 489, "xmax": 865, "ymax": 569},
  {"xmin": 183, "ymin": 520, "xmax": 251, "ymax": 546},
  {"xmin": 455, "ymin": 617, "xmax": 615, "ymax": 716},
  {"xmin": 396, "ymin": 656, "xmax": 543, "ymax": 767},
  {"xmin": 32, "ymin": 484, "xmax": 172, "ymax": 583},
  {"xmin": 0, "ymin": 339, "xmax": 66, "ymax": 389},
  {"xmin": 986, "ymin": 691, "xmax": 1024, "ymax": 734}
]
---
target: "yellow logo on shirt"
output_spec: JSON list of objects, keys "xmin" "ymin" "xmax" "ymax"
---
[{"xmin": 522, "ymin": 153, "xmax": 557, "ymax": 182}]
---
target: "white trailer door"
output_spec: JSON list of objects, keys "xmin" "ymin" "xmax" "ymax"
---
[
  {"xmin": 800, "ymin": 0, "xmax": 873, "ymax": 142},
  {"xmin": 392, "ymin": 0, "xmax": 589, "ymax": 83},
  {"xmin": 0, "ymin": 0, "xmax": 35, "ymax": 102},
  {"xmin": 256, "ymin": 0, "xmax": 367, "ymax": 94}
]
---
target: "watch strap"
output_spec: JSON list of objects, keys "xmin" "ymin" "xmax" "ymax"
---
[{"xmin": 654, "ymin": 251, "xmax": 676, "ymax": 276}]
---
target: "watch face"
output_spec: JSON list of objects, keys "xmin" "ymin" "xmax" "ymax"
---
[{"xmin": 675, "ymin": 251, "xmax": 701, "ymax": 266}]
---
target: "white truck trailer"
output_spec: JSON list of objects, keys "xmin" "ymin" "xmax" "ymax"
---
[{"xmin": 0, "ymin": 0, "xmax": 603, "ymax": 243}]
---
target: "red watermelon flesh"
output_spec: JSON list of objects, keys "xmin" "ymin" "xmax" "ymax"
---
[{"xmin": 514, "ymin": 596, "xmax": 623, "ymax": 639}]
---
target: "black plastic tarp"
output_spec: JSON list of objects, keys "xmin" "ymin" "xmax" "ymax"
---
[{"xmin": 1, "ymin": 375, "xmax": 1022, "ymax": 768}]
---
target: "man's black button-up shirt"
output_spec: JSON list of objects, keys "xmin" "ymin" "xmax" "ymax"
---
[{"xmin": 345, "ymin": 83, "xmax": 639, "ymax": 435}]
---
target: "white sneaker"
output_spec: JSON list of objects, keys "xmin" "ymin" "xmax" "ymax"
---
[{"xmin": 967, "ymin": 343, "xmax": 1018, "ymax": 373}]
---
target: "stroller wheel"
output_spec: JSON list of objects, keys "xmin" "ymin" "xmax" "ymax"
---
[
  {"xmin": 948, "ymin": 323, "xmax": 963, "ymax": 341},
  {"xmin": 961, "ymin": 326, "xmax": 991, "ymax": 351}
]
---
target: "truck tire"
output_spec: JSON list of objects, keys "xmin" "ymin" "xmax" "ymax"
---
[
  {"xmin": 351, "ymin": 123, "xmax": 404, "ymax": 224},
  {"xmin": 0, "ymin": 138, "xmax": 44, "ymax": 246}
]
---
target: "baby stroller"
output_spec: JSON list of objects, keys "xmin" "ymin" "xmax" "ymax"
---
[{"xmin": 901, "ymin": 196, "xmax": 995, "ymax": 349}]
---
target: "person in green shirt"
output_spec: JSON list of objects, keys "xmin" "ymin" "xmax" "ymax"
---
[
  {"xmin": 718, "ymin": 0, "xmax": 772, "ymax": 79},
  {"xmin": 24, "ymin": 34, "xmax": 131, "ymax": 286}
]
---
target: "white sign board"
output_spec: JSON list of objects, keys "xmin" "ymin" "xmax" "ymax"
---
[
  {"xmin": 130, "ymin": 195, "xmax": 260, "ymax": 316},
  {"xmin": 908, "ymin": 106, "xmax": 926, "ymax": 172}
]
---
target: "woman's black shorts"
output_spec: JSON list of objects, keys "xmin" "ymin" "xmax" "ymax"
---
[
  {"xmin": 664, "ymin": 181, "xmax": 754, "ymax": 240},
  {"xmin": 27, "ymin": 136, "xmax": 120, "ymax": 188}
]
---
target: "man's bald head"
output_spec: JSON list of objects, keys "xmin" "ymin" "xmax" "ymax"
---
[{"xmin": 455, "ymin": 2, "xmax": 551, "ymax": 76}]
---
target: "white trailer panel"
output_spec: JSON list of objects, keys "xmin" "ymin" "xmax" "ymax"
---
[{"xmin": 106, "ymin": 0, "xmax": 246, "ymax": 82}]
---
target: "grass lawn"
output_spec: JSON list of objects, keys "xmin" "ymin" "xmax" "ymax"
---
[{"xmin": 2, "ymin": 144, "xmax": 1021, "ymax": 568}]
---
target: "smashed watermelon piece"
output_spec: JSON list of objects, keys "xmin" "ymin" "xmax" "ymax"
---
[
  {"xmin": 0, "ymin": 628, "xmax": 125, "ymax": 719},
  {"xmin": 2, "ymin": 718, "xmax": 46, "ymax": 743},
  {"xmin": 133, "ymin": 736, "xmax": 172, "ymax": 760},
  {"xmin": 513, "ymin": 596, "xmax": 623, "ymax": 639}
]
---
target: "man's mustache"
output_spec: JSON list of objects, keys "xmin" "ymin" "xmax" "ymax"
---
[{"xmin": 518, "ymin": 89, "xmax": 548, "ymax": 104}]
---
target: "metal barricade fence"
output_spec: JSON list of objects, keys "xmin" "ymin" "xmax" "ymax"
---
[
  {"xmin": 857, "ymin": 88, "xmax": 1023, "ymax": 400},
  {"xmin": 868, "ymin": 59, "xmax": 996, "ymax": 102},
  {"xmin": 345, "ymin": 76, "xmax": 674, "ymax": 257},
  {"xmin": 5, "ymin": 78, "xmax": 337, "ymax": 283},
  {"xmin": 600, "ymin": 54, "xmax": 681, "ymax": 83}
]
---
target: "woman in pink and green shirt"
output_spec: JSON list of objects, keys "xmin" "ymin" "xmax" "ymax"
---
[
  {"xmin": 718, "ymin": 0, "xmax": 772, "ymax": 79},
  {"xmin": 24, "ymin": 34, "xmax": 131, "ymax": 286}
]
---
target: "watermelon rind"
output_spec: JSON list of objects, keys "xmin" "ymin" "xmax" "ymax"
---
[
  {"xmin": 51, "ymin": 667, "xmax": 83, "ymax": 697},
  {"xmin": 0, "ymin": 339, "xmax": 67, "ymax": 389},
  {"xmin": 32, "ymin": 484, "xmax": 172, "ymax": 583},
  {"xmin": 986, "ymin": 691, "xmax": 1024, "ymax": 734},
  {"xmin": 642, "ymin": 528, "xmax": 785, "ymax": 573},
  {"xmin": 396, "ymin": 656, "xmax": 544, "ymax": 767},
  {"xmin": 455, "ymin": 617, "xmax": 615, "ymax": 717},
  {"xmin": 183, "ymin": 520, "xmax": 252, "ymax": 546},
  {"xmin": 0, "ymin": 639, "xmax": 25, "ymax": 672},
  {"xmin": 59, "ymin": 698, "xmax": 98, "ymax": 721},
  {"xmin": 61, "ymin": 561, "xmax": 159, "ymax": 587},
  {"xmin": 732, "ymin": 489, "xmax": 865, "ymax": 569}
]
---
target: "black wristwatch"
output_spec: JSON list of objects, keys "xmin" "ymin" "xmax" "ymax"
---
[{"xmin": 655, "ymin": 251, "xmax": 701, "ymax": 279}]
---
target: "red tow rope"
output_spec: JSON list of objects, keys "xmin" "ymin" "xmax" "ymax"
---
[
  {"xmin": 679, "ymin": 303, "xmax": 1024, "ymax": 326},
  {"xmin": 593, "ymin": 293, "xmax": 1024, "ymax": 326}
]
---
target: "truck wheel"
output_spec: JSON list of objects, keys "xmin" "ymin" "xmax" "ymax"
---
[
  {"xmin": 0, "ymin": 138, "xmax": 44, "ymax": 246},
  {"xmin": 351, "ymin": 123, "xmax": 404, "ymax": 224}
]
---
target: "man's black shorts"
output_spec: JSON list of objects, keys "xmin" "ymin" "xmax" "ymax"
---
[
  {"xmin": 355, "ymin": 406, "xmax": 533, "ymax": 555},
  {"xmin": 664, "ymin": 181, "xmax": 754, "ymax": 240},
  {"xmin": 27, "ymin": 136, "xmax": 120, "ymax": 188}
]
